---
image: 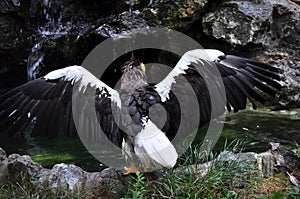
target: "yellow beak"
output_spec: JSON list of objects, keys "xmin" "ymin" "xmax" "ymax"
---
[{"xmin": 140, "ymin": 63, "xmax": 146, "ymax": 73}]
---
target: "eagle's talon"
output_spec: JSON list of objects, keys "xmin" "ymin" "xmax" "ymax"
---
[{"xmin": 123, "ymin": 162, "xmax": 139, "ymax": 175}]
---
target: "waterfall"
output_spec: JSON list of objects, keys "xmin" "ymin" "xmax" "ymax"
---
[
  {"xmin": 27, "ymin": 0, "xmax": 69, "ymax": 80},
  {"xmin": 124, "ymin": 0, "xmax": 140, "ymax": 12},
  {"xmin": 27, "ymin": 41, "xmax": 45, "ymax": 80}
]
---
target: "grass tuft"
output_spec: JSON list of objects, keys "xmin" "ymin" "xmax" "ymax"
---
[
  {"xmin": 142, "ymin": 140, "xmax": 253, "ymax": 198},
  {"xmin": 2, "ymin": 140, "xmax": 299, "ymax": 198},
  {"xmin": 122, "ymin": 172, "xmax": 149, "ymax": 199}
]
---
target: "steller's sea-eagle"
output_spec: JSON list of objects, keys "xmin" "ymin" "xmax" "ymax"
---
[{"xmin": 0, "ymin": 49, "xmax": 281, "ymax": 174}]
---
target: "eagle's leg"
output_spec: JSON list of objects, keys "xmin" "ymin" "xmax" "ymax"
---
[
  {"xmin": 123, "ymin": 162, "xmax": 139, "ymax": 175},
  {"xmin": 141, "ymin": 164, "xmax": 151, "ymax": 172}
]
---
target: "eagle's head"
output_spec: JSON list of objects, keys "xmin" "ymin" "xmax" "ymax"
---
[{"xmin": 120, "ymin": 58, "xmax": 148, "ymax": 91}]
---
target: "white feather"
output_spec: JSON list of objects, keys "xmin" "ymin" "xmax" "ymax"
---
[
  {"xmin": 155, "ymin": 49, "xmax": 225, "ymax": 102},
  {"xmin": 203, "ymin": 49, "xmax": 225, "ymax": 62},
  {"xmin": 44, "ymin": 65, "xmax": 121, "ymax": 107},
  {"xmin": 134, "ymin": 119, "xmax": 178, "ymax": 168},
  {"xmin": 122, "ymin": 138, "xmax": 133, "ymax": 161}
]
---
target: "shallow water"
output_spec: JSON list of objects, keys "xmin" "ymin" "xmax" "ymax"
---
[
  {"xmin": 0, "ymin": 109, "xmax": 299, "ymax": 171},
  {"xmin": 222, "ymin": 109, "xmax": 300, "ymax": 152}
]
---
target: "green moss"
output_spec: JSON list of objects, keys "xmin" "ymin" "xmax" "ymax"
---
[
  {"xmin": 221, "ymin": 129, "xmax": 241, "ymax": 140},
  {"xmin": 32, "ymin": 153, "xmax": 75, "ymax": 166}
]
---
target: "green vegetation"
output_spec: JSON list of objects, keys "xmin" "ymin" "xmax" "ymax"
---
[
  {"xmin": 291, "ymin": 142, "xmax": 300, "ymax": 159},
  {"xmin": 257, "ymin": 189, "xmax": 299, "ymax": 199},
  {"xmin": 123, "ymin": 141, "xmax": 299, "ymax": 198},
  {"xmin": 141, "ymin": 141, "xmax": 254, "ymax": 198},
  {"xmin": 32, "ymin": 152, "xmax": 75, "ymax": 165},
  {"xmin": 1, "ymin": 140, "xmax": 299, "ymax": 198},
  {"xmin": 123, "ymin": 172, "xmax": 149, "ymax": 199},
  {"xmin": 0, "ymin": 179, "xmax": 118, "ymax": 199},
  {"xmin": 0, "ymin": 181, "xmax": 73, "ymax": 199}
]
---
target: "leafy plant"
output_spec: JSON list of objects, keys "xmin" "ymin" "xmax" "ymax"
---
[
  {"xmin": 294, "ymin": 142, "xmax": 300, "ymax": 159},
  {"xmin": 143, "ymin": 140, "xmax": 257, "ymax": 198},
  {"xmin": 123, "ymin": 172, "xmax": 148, "ymax": 199}
]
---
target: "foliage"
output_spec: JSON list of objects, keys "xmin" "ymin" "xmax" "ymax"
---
[
  {"xmin": 293, "ymin": 142, "xmax": 300, "ymax": 159},
  {"xmin": 123, "ymin": 172, "xmax": 149, "ymax": 199},
  {"xmin": 2, "ymin": 140, "xmax": 299, "ymax": 198},
  {"xmin": 142, "ymin": 140, "xmax": 255, "ymax": 198},
  {"xmin": 0, "ymin": 179, "xmax": 116, "ymax": 199},
  {"xmin": 256, "ymin": 186, "xmax": 300, "ymax": 199}
]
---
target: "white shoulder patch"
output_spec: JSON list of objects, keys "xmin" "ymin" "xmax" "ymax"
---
[
  {"xmin": 181, "ymin": 49, "xmax": 225, "ymax": 63},
  {"xmin": 155, "ymin": 49, "xmax": 225, "ymax": 102},
  {"xmin": 203, "ymin": 49, "xmax": 225, "ymax": 62},
  {"xmin": 44, "ymin": 65, "xmax": 121, "ymax": 107}
]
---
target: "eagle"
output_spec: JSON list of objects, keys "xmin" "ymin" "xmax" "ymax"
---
[{"xmin": 0, "ymin": 49, "xmax": 281, "ymax": 174}]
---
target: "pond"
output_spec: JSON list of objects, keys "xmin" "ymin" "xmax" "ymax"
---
[{"xmin": 0, "ymin": 109, "xmax": 299, "ymax": 171}]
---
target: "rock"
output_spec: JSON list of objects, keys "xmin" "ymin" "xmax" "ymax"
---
[
  {"xmin": 202, "ymin": 0, "xmax": 300, "ymax": 107},
  {"xmin": 203, "ymin": 0, "xmax": 270, "ymax": 46},
  {"xmin": 26, "ymin": 32, "xmax": 107, "ymax": 79},
  {"xmin": 1, "ymin": 148, "xmax": 127, "ymax": 195},
  {"xmin": 256, "ymin": 151, "xmax": 275, "ymax": 177},
  {"xmin": 42, "ymin": 165, "xmax": 126, "ymax": 196},
  {"xmin": 229, "ymin": 143, "xmax": 299, "ymax": 177},
  {"xmin": 0, "ymin": 0, "xmax": 30, "ymax": 89},
  {"xmin": 177, "ymin": 142, "xmax": 299, "ymax": 183},
  {"xmin": 230, "ymin": 142, "xmax": 300, "ymax": 177},
  {"xmin": 270, "ymin": 142, "xmax": 299, "ymax": 172},
  {"xmin": 7, "ymin": 153, "xmax": 43, "ymax": 183},
  {"xmin": 147, "ymin": 0, "xmax": 208, "ymax": 29},
  {"xmin": 0, "ymin": 0, "xmax": 299, "ymax": 107},
  {"xmin": 0, "ymin": 148, "xmax": 8, "ymax": 185},
  {"xmin": 28, "ymin": 0, "xmax": 126, "ymax": 24},
  {"xmin": 1, "ymin": 143, "xmax": 299, "ymax": 195},
  {"xmin": 96, "ymin": 11, "xmax": 149, "ymax": 38},
  {"xmin": 0, "ymin": 0, "xmax": 21, "ymax": 14},
  {"xmin": 41, "ymin": 164, "xmax": 125, "ymax": 192},
  {"xmin": 266, "ymin": 53, "xmax": 300, "ymax": 108},
  {"xmin": 46, "ymin": 163, "xmax": 86, "ymax": 191},
  {"xmin": 202, "ymin": 0, "xmax": 300, "ymax": 51},
  {"xmin": 0, "ymin": 0, "xmax": 128, "ymax": 83},
  {"xmin": 0, "ymin": 14, "xmax": 29, "ymax": 89},
  {"xmin": 238, "ymin": 52, "xmax": 300, "ymax": 108}
]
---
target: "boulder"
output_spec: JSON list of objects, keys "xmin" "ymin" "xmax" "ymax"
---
[
  {"xmin": 0, "ymin": 0, "xmax": 21, "ymax": 14},
  {"xmin": 202, "ymin": 0, "xmax": 300, "ymax": 51},
  {"xmin": 145, "ymin": 0, "xmax": 209, "ymax": 29},
  {"xmin": 0, "ymin": 14, "xmax": 29, "ymax": 89},
  {"xmin": 201, "ymin": 0, "xmax": 300, "ymax": 107},
  {"xmin": 0, "ymin": 148, "xmax": 8, "ymax": 185},
  {"xmin": 0, "ymin": 143, "xmax": 299, "ymax": 194},
  {"xmin": 1, "ymin": 148, "xmax": 126, "ymax": 195},
  {"xmin": 7, "ymin": 153, "xmax": 43, "ymax": 183},
  {"xmin": 270, "ymin": 142, "xmax": 299, "ymax": 173},
  {"xmin": 178, "ymin": 143, "xmax": 300, "ymax": 180}
]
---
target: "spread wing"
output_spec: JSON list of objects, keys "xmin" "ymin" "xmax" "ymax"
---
[
  {"xmin": 0, "ymin": 66, "xmax": 123, "ymax": 146},
  {"xmin": 0, "ymin": 50, "xmax": 281, "ymax": 169},
  {"xmin": 0, "ymin": 49, "xmax": 281, "ymax": 150},
  {"xmin": 120, "ymin": 49, "xmax": 280, "ymax": 166},
  {"xmin": 214, "ymin": 52, "xmax": 281, "ymax": 112},
  {"xmin": 151, "ymin": 49, "xmax": 281, "ymax": 139}
]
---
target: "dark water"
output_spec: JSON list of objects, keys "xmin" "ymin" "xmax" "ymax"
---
[
  {"xmin": 222, "ymin": 109, "xmax": 300, "ymax": 152},
  {"xmin": 0, "ymin": 110, "xmax": 299, "ymax": 171},
  {"xmin": 189, "ymin": 109, "xmax": 300, "ymax": 157}
]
